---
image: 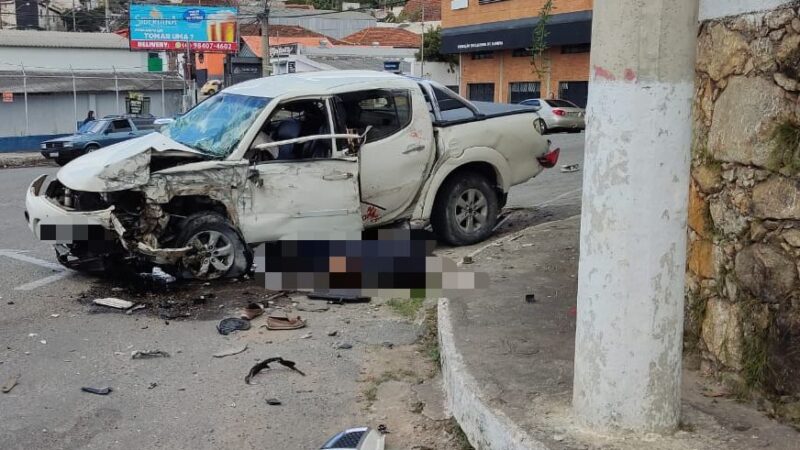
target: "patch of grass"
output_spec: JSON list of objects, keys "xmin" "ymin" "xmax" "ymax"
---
[
  {"xmin": 364, "ymin": 384, "xmax": 378, "ymax": 403},
  {"xmin": 388, "ymin": 297, "xmax": 425, "ymax": 319},
  {"xmin": 362, "ymin": 369, "xmax": 419, "ymax": 407},
  {"xmin": 419, "ymin": 306, "xmax": 441, "ymax": 367},
  {"xmin": 768, "ymin": 121, "xmax": 800, "ymax": 175},
  {"xmin": 445, "ymin": 418, "xmax": 475, "ymax": 450}
]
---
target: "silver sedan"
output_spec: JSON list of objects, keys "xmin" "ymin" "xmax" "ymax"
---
[{"xmin": 519, "ymin": 98, "xmax": 585, "ymax": 134}]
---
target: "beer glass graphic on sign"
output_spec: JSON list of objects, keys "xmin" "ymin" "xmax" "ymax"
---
[{"xmin": 208, "ymin": 11, "xmax": 236, "ymax": 42}]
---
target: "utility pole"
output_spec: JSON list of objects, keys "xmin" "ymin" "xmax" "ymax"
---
[
  {"xmin": 71, "ymin": 0, "xmax": 76, "ymax": 31},
  {"xmin": 572, "ymin": 0, "xmax": 699, "ymax": 433},
  {"xmin": 103, "ymin": 0, "xmax": 109, "ymax": 31},
  {"xmin": 259, "ymin": 0, "xmax": 271, "ymax": 77},
  {"xmin": 419, "ymin": 0, "xmax": 425, "ymax": 77}
]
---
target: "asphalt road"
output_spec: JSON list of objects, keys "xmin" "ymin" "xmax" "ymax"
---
[{"xmin": 0, "ymin": 132, "xmax": 584, "ymax": 449}]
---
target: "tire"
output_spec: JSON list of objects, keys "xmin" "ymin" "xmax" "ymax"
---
[
  {"xmin": 534, "ymin": 118, "xmax": 548, "ymax": 135},
  {"xmin": 173, "ymin": 212, "xmax": 252, "ymax": 280},
  {"xmin": 432, "ymin": 172, "xmax": 500, "ymax": 246},
  {"xmin": 84, "ymin": 144, "xmax": 100, "ymax": 154}
]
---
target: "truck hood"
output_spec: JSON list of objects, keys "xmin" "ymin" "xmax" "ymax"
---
[
  {"xmin": 57, "ymin": 133, "xmax": 207, "ymax": 192},
  {"xmin": 45, "ymin": 134, "xmax": 84, "ymax": 143}
]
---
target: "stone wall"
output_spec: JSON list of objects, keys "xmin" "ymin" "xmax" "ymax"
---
[{"xmin": 688, "ymin": 2, "xmax": 800, "ymax": 419}]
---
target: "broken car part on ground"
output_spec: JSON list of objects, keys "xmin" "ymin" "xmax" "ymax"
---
[
  {"xmin": 24, "ymin": 71, "xmax": 556, "ymax": 281},
  {"xmin": 244, "ymin": 357, "xmax": 306, "ymax": 384}
]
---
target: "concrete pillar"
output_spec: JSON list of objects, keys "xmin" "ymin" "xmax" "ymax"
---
[{"xmin": 572, "ymin": 0, "xmax": 699, "ymax": 433}]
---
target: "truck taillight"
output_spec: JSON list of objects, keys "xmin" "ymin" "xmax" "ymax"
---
[
  {"xmin": 537, "ymin": 146, "xmax": 560, "ymax": 168},
  {"xmin": 553, "ymin": 109, "xmax": 566, "ymax": 116}
]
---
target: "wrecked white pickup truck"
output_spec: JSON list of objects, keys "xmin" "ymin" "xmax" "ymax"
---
[{"xmin": 25, "ymin": 71, "xmax": 558, "ymax": 280}]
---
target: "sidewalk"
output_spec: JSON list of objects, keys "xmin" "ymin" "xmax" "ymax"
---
[
  {"xmin": 0, "ymin": 152, "xmax": 54, "ymax": 169},
  {"xmin": 439, "ymin": 215, "xmax": 799, "ymax": 449}
]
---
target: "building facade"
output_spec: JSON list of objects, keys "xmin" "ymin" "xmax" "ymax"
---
[{"xmin": 441, "ymin": 0, "xmax": 592, "ymax": 106}]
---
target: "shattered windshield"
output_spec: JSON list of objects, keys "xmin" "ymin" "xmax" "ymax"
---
[{"xmin": 162, "ymin": 93, "xmax": 271, "ymax": 158}]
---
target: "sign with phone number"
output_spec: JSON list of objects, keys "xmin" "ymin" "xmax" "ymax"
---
[
  {"xmin": 130, "ymin": 41, "xmax": 238, "ymax": 52},
  {"xmin": 129, "ymin": 4, "xmax": 239, "ymax": 53}
]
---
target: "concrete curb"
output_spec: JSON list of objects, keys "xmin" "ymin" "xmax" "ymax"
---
[{"xmin": 438, "ymin": 298, "xmax": 549, "ymax": 450}]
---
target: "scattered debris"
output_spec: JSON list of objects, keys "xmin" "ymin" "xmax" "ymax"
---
[
  {"xmin": 126, "ymin": 304, "xmax": 146, "ymax": 315},
  {"xmin": 240, "ymin": 302, "xmax": 265, "ymax": 320},
  {"xmin": 300, "ymin": 333, "xmax": 312, "ymax": 339},
  {"xmin": 702, "ymin": 388, "xmax": 730, "ymax": 398},
  {"xmin": 217, "ymin": 318, "xmax": 251, "ymax": 335},
  {"xmin": 327, "ymin": 330, "xmax": 339, "ymax": 337},
  {"xmin": 377, "ymin": 424, "xmax": 390, "ymax": 434},
  {"xmin": 381, "ymin": 342, "xmax": 394, "ymax": 349},
  {"xmin": 560, "ymin": 164, "xmax": 580, "ymax": 173},
  {"xmin": 140, "ymin": 266, "xmax": 177, "ymax": 285},
  {"xmin": 265, "ymin": 398, "xmax": 282, "ymax": 406},
  {"xmin": 148, "ymin": 382, "xmax": 158, "ymax": 390},
  {"xmin": 335, "ymin": 342, "xmax": 353, "ymax": 350},
  {"xmin": 50, "ymin": 314, "xmax": 59, "ymax": 318},
  {"xmin": 525, "ymin": 294, "xmax": 536, "ymax": 304},
  {"xmin": 212, "ymin": 344, "xmax": 248, "ymax": 358},
  {"xmin": 7, "ymin": 301, "xmax": 14, "ymax": 305},
  {"xmin": 28, "ymin": 333, "xmax": 38, "ymax": 337},
  {"xmin": 265, "ymin": 315, "xmax": 306, "ymax": 330},
  {"xmin": 307, "ymin": 292, "xmax": 371, "ymax": 304},
  {"xmin": 81, "ymin": 386, "xmax": 112, "ymax": 395},
  {"xmin": 295, "ymin": 302, "xmax": 330, "ymax": 313},
  {"xmin": 245, "ymin": 357, "xmax": 306, "ymax": 384},
  {"xmin": 39, "ymin": 340, "xmax": 46, "ymax": 345},
  {"xmin": 93, "ymin": 298, "xmax": 134, "ymax": 310},
  {"xmin": 131, "ymin": 350, "xmax": 170, "ymax": 359},
  {"xmin": 461, "ymin": 256, "xmax": 474, "ymax": 265},
  {"xmin": 2, "ymin": 375, "xmax": 19, "ymax": 393}
]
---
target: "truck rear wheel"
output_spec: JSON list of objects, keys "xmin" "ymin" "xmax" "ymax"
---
[
  {"xmin": 174, "ymin": 212, "xmax": 251, "ymax": 280},
  {"xmin": 432, "ymin": 172, "xmax": 499, "ymax": 246}
]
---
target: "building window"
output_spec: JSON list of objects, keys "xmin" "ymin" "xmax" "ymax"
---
[
  {"xmin": 471, "ymin": 51, "xmax": 494, "ymax": 60},
  {"xmin": 468, "ymin": 83, "xmax": 495, "ymax": 102},
  {"xmin": 561, "ymin": 44, "xmax": 591, "ymax": 54},
  {"xmin": 512, "ymin": 48, "xmax": 534, "ymax": 57},
  {"xmin": 509, "ymin": 82, "xmax": 540, "ymax": 104}
]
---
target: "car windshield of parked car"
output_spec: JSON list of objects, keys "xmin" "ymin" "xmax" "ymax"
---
[
  {"xmin": 545, "ymin": 99, "xmax": 578, "ymax": 108},
  {"xmin": 162, "ymin": 93, "xmax": 271, "ymax": 158},
  {"xmin": 79, "ymin": 120, "xmax": 106, "ymax": 134}
]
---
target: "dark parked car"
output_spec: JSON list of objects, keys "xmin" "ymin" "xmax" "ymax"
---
[{"xmin": 41, "ymin": 115, "xmax": 155, "ymax": 165}]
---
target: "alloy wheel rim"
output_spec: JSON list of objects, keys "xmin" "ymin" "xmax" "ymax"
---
[
  {"xmin": 455, "ymin": 188, "xmax": 489, "ymax": 234},
  {"xmin": 186, "ymin": 230, "xmax": 234, "ymax": 279}
]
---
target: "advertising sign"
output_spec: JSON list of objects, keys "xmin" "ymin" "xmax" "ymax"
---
[
  {"xmin": 2, "ymin": 91, "xmax": 12, "ymax": 103},
  {"xmin": 129, "ymin": 4, "xmax": 238, "ymax": 53}
]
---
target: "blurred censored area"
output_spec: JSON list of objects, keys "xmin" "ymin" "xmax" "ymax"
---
[
  {"xmin": 255, "ymin": 229, "xmax": 488, "ymax": 298},
  {"xmin": 39, "ymin": 224, "xmax": 117, "ymax": 249}
]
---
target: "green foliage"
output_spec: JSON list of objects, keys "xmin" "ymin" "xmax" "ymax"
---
[
  {"xmin": 768, "ymin": 121, "xmax": 800, "ymax": 175},
  {"xmin": 416, "ymin": 26, "xmax": 459, "ymax": 67},
  {"xmin": 388, "ymin": 297, "xmax": 424, "ymax": 319},
  {"xmin": 530, "ymin": 0, "xmax": 553, "ymax": 78}
]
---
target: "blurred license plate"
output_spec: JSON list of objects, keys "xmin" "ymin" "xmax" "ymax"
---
[{"xmin": 49, "ymin": 152, "xmax": 59, "ymax": 157}]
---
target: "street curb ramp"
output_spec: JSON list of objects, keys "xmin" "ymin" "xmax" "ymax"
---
[{"xmin": 438, "ymin": 298, "xmax": 549, "ymax": 450}]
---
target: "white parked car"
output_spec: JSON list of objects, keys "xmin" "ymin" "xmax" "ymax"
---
[
  {"xmin": 519, "ymin": 98, "xmax": 585, "ymax": 134},
  {"xmin": 25, "ymin": 71, "xmax": 559, "ymax": 279}
]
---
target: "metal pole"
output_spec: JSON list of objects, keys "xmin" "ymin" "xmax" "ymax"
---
[
  {"xmin": 70, "ymin": 65, "xmax": 78, "ymax": 132},
  {"xmin": 572, "ymin": 0, "xmax": 700, "ymax": 433},
  {"xmin": 259, "ymin": 0, "xmax": 271, "ymax": 77},
  {"xmin": 420, "ymin": 0, "xmax": 425, "ymax": 77},
  {"xmin": 161, "ymin": 76, "xmax": 165, "ymax": 116},
  {"xmin": 113, "ymin": 66, "xmax": 119, "ymax": 114},
  {"xmin": 71, "ymin": 0, "xmax": 76, "ymax": 31},
  {"xmin": 22, "ymin": 65, "xmax": 29, "ymax": 135}
]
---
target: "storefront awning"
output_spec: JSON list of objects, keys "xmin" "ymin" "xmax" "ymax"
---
[{"xmin": 441, "ymin": 10, "xmax": 592, "ymax": 54}]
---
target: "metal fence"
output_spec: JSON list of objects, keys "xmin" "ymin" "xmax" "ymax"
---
[{"xmin": 0, "ymin": 67, "xmax": 188, "ymax": 137}]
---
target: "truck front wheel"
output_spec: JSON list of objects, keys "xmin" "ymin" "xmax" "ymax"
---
[
  {"xmin": 174, "ymin": 213, "xmax": 252, "ymax": 280},
  {"xmin": 432, "ymin": 172, "xmax": 499, "ymax": 246}
]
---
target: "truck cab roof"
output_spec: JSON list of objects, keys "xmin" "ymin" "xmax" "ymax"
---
[{"xmin": 225, "ymin": 70, "xmax": 419, "ymax": 99}]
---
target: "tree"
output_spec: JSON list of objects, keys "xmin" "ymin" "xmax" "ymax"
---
[
  {"xmin": 416, "ymin": 26, "xmax": 458, "ymax": 67},
  {"xmin": 60, "ymin": 7, "xmax": 105, "ymax": 32}
]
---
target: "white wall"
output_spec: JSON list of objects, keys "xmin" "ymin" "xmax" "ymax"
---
[
  {"xmin": 409, "ymin": 61, "xmax": 459, "ymax": 87},
  {"xmin": 699, "ymin": 0, "xmax": 795, "ymax": 20},
  {"xmin": 0, "ymin": 47, "xmax": 148, "ymax": 71}
]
